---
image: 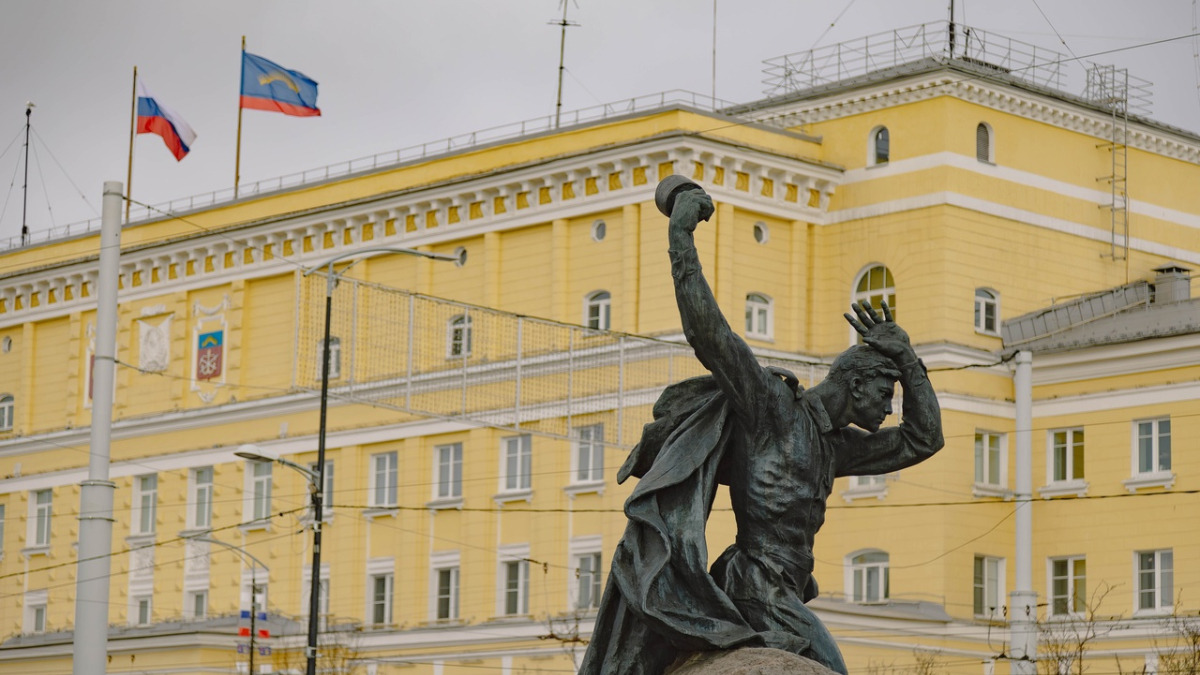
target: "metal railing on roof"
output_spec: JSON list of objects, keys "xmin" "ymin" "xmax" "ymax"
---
[
  {"xmin": 762, "ymin": 21, "xmax": 1068, "ymax": 96},
  {"xmin": 1, "ymin": 89, "xmax": 738, "ymax": 254}
]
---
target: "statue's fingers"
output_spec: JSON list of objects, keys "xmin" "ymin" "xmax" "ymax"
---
[
  {"xmin": 852, "ymin": 302, "xmax": 876, "ymax": 328},
  {"xmin": 843, "ymin": 313, "xmax": 869, "ymax": 336},
  {"xmin": 861, "ymin": 299, "xmax": 883, "ymax": 324},
  {"xmin": 880, "ymin": 299, "xmax": 894, "ymax": 322}
]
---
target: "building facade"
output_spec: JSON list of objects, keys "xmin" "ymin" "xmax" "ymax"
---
[{"xmin": 0, "ymin": 23, "xmax": 1197, "ymax": 675}]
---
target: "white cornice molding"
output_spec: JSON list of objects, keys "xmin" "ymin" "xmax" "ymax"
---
[
  {"xmin": 0, "ymin": 135, "xmax": 839, "ymax": 328},
  {"xmin": 752, "ymin": 72, "xmax": 1200, "ymax": 164}
]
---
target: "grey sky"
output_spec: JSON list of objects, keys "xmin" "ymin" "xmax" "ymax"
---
[{"xmin": 0, "ymin": 0, "xmax": 1194, "ymax": 241}]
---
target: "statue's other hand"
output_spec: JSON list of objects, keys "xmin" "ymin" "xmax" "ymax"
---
[
  {"xmin": 671, "ymin": 190, "xmax": 715, "ymax": 231},
  {"xmin": 843, "ymin": 299, "xmax": 914, "ymax": 363}
]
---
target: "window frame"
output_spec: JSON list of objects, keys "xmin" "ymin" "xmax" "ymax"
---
[
  {"xmin": 850, "ymin": 264, "xmax": 896, "ymax": 345},
  {"xmin": 370, "ymin": 572, "xmax": 394, "ymax": 627},
  {"xmin": 430, "ymin": 551, "xmax": 461, "ymax": 621},
  {"xmin": 308, "ymin": 460, "xmax": 334, "ymax": 521},
  {"xmin": 25, "ymin": 590, "xmax": 48, "ymax": 634},
  {"xmin": 572, "ymin": 424, "xmax": 605, "ymax": 486},
  {"xmin": 1135, "ymin": 549, "xmax": 1173, "ymax": 614},
  {"xmin": 974, "ymin": 288, "xmax": 1000, "ymax": 335},
  {"xmin": 446, "ymin": 314, "xmax": 472, "ymax": 359},
  {"xmin": 744, "ymin": 293, "xmax": 773, "ymax": 341},
  {"xmin": 499, "ymin": 434, "xmax": 532, "ymax": 494},
  {"xmin": 1049, "ymin": 556, "xmax": 1087, "ymax": 617},
  {"xmin": 973, "ymin": 555, "xmax": 1005, "ymax": 619},
  {"xmin": 1133, "ymin": 417, "xmax": 1171, "ymax": 476},
  {"xmin": 246, "ymin": 461, "xmax": 273, "ymax": 523},
  {"xmin": 497, "ymin": 543, "xmax": 532, "ymax": 617},
  {"xmin": 189, "ymin": 467, "xmax": 213, "ymax": 530},
  {"xmin": 186, "ymin": 590, "xmax": 208, "ymax": 620},
  {"xmin": 434, "ymin": 443, "xmax": 464, "ymax": 501},
  {"xmin": 974, "ymin": 432, "xmax": 1007, "ymax": 494},
  {"xmin": 319, "ymin": 336, "xmax": 342, "ymax": 380},
  {"xmin": 869, "ymin": 126, "xmax": 890, "ymax": 165},
  {"xmin": 132, "ymin": 474, "xmax": 158, "ymax": 536},
  {"xmin": 0, "ymin": 503, "xmax": 5, "ymax": 558},
  {"xmin": 370, "ymin": 451, "xmax": 398, "ymax": 508},
  {"xmin": 30, "ymin": 489, "xmax": 52, "ymax": 548},
  {"xmin": 584, "ymin": 291, "xmax": 611, "ymax": 331},
  {"xmin": 1040, "ymin": 428, "xmax": 1088, "ymax": 499},
  {"xmin": 846, "ymin": 550, "xmax": 890, "ymax": 604},
  {"xmin": 133, "ymin": 596, "xmax": 152, "ymax": 626},
  {"xmin": 0, "ymin": 394, "xmax": 13, "ymax": 431}
]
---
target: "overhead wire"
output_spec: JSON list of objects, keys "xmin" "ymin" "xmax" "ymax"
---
[
  {"xmin": 31, "ymin": 128, "xmax": 100, "ymax": 217},
  {"xmin": 27, "ymin": 132, "xmax": 55, "ymax": 229}
]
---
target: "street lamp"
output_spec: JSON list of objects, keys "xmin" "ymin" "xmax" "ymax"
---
[
  {"xmin": 297, "ymin": 246, "xmax": 457, "ymax": 675},
  {"xmin": 186, "ymin": 534, "xmax": 268, "ymax": 675}
]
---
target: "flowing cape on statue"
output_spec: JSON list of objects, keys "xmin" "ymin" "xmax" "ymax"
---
[{"xmin": 578, "ymin": 375, "xmax": 769, "ymax": 675}]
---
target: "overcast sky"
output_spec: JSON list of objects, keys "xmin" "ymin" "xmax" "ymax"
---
[{"xmin": 0, "ymin": 0, "xmax": 1194, "ymax": 242}]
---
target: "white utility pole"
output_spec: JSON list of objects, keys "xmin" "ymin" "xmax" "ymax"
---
[
  {"xmin": 72, "ymin": 181, "xmax": 123, "ymax": 675},
  {"xmin": 1010, "ymin": 350, "xmax": 1037, "ymax": 675}
]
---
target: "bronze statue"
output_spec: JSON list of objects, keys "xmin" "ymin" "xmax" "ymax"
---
[{"xmin": 579, "ymin": 179, "xmax": 944, "ymax": 675}]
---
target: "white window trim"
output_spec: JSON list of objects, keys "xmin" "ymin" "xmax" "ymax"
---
[
  {"xmin": 306, "ymin": 460, "xmax": 334, "ymax": 522},
  {"xmin": 0, "ymin": 394, "xmax": 13, "ymax": 432},
  {"xmin": 319, "ymin": 336, "xmax": 342, "ymax": 380},
  {"xmin": 302, "ymin": 563, "xmax": 332, "ymax": 628},
  {"xmin": 567, "ymin": 424, "xmax": 605, "ymax": 494},
  {"xmin": 187, "ymin": 467, "xmax": 214, "ymax": 531},
  {"xmin": 0, "ymin": 503, "xmax": 6, "ymax": 560},
  {"xmin": 27, "ymin": 489, "xmax": 52, "ymax": 552},
  {"xmin": 974, "ymin": 288, "xmax": 1000, "ymax": 335},
  {"xmin": 841, "ymin": 474, "xmax": 888, "ymax": 502},
  {"xmin": 973, "ymin": 431, "xmax": 1010, "ymax": 498},
  {"xmin": 430, "ymin": 550, "xmax": 461, "ymax": 622},
  {"xmin": 868, "ymin": 125, "xmax": 890, "ymax": 166},
  {"xmin": 849, "ymin": 263, "xmax": 896, "ymax": 345},
  {"xmin": 132, "ymin": 595, "xmax": 153, "ymax": 626},
  {"xmin": 242, "ymin": 460, "xmax": 273, "ymax": 529},
  {"xmin": 496, "ymin": 435, "xmax": 533, "ymax": 503},
  {"xmin": 845, "ymin": 549, "xmax": 890, "ymax": 604},
  {"xmin": 974, "ymin": 555, "xmax": 1006, "ymax": 619},
  {"xmin": 366, "ymin": 557, "xmax": 394, "ymax": 627},
  {"xmin": 1126, "ymin": 418, "xmax": 1173, "ymax": 492},
  {"xmin": 132, "ymin": 474, "xmax": 158, "ymax": 536},
  {"xmin": 1134, "ymin": 549, "xmax": 1173, "ymax": 616},
  {"xmin": 24, "ymin": 589, "xmax": 47, "ymax": 634},
  {"xmin": 1047, "ymin": 555, "xmax": 1087, "ymax": 619},
  {"xmin": 744, "ymin": 293, "xmax": 774, "ymax": 341},
  {"xmin": 583, "ymin": 291, "xmax": 612, "ymax": 332},
  {"xmin": 446, "ymin": 315, "xmax": 472, "ymax": 359},
  {"xmin": 1042, "ymin": 428, "xmax": 1088, "ymax": 498},
  {"xmin": 568, "ymin": 535, "xmax": 603, "ymax": 611},
  {"xmin": 496, "ymin": 543, "xmax": 531, "ymax": 617},
  {"xmin": 369, "ymin": 451, "xmax": 398, "ymax": 508},
  {"xmin": 429, "ymin": 442, "xmax": 464, "ymax": 509},
  {"xmin": 185, "ymin": 589, "xmax": 208, "ymax": 621}
]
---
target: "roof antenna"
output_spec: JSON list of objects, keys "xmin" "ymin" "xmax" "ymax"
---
[
  {"xmin": 20, "ymin": 101, "xmax": 34, "ymax": 246},
  {"xmin": 550, "ymin": 1, "xmax": 580, "ymax": 129},
  {"xmin": 948, "ymin": 0, "xmax": 956, "ymax": 58}
]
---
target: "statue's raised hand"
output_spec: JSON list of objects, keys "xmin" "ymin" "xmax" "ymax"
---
[
  {"xmin": 844, "ymin": 299, "xmax": 915, "ymax": 365},
  {"xmin": 671, "ymin": 189, "xmax": 715, "ymax": 232}
]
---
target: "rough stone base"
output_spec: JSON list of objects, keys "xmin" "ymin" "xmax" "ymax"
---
[{"xmin": 666, "ymin": 648, "xmax": 841, "ymax": 675}]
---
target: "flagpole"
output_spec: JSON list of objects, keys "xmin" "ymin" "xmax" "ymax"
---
[
  {"xmin": 234, "ymin": 35, "xmax": 245, "ymax": 199},
  {"xmin": 125, "ymin": 66, "xmax": 137, "ymax": 221}
]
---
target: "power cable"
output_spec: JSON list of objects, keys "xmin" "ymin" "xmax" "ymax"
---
[
  {"xmin": 31, "ymin": 128, "xmax": 100, "ymax": 217},
  {"xmin": 27, "ymin": 133, "xmax": 55, "ymax": 229},
  {"xmin": 1028, "ymin": 0, "xmax": 1081, "ymax": 63}
]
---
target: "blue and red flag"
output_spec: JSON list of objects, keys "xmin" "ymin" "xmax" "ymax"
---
[
  {"xmin": 240, "ymin": 52, "xmax": 321, "ymax": 117},
  {"xmin": 136, "ymin": 79, "xmax": 197, "ymax": 161}
]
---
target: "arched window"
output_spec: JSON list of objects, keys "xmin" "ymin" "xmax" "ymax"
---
[
  {"xmin": 584, "ymin": 291, "xmax": 611, "ymax": 331},
  {"xmin": 447, "ymin": 314, "xmax": 472, "ymax": 358},
  {"xmin": 976, "ymin": 122, "xmax": 993, "ymax": 163},
  {"xmin": 852, "ymin": 265, "xmax": 896, "ymax": 343},
  {"xmin": 871, "ymin": 127, "xmax": 890, "ymax": 165},
  {"xmin": 0, "ymin": 394, "xmax": 12, "ymax": 431},
  {"xmin": 745, "ymin": 293, "xmax": 773, "ymax": 340},
  {"xmin": 848, "ymin": 550, "xmax": 890, "ymax": 603},
  {"xmin": 974, "ymin": 288, "xmax": 999, "ymax": 334}
]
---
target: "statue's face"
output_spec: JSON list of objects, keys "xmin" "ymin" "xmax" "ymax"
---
[{"xmin": 851, "ymin": 376, "xmax": 896, "ymax": 432}]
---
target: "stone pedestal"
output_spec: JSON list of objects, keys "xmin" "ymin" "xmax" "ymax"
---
[{"xmin": 667, "ymin": 648, "xmax": 841, "ymax": 675}]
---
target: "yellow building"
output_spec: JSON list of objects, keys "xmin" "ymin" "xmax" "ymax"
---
[{"xmin": 1, "ymin": 22, "xmax": 1197, "ymax": 675}]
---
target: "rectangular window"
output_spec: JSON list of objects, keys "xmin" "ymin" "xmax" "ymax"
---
[
  {"xmin": 32, "ymin": 605, "xmax": 46, "ymax": 633},
  {"xmin": 31, "ymin": 489, "xmax": 52, "ymax": 547},
  {"xmin": 1135, "ymin": 419, "xmax": 1171, "ymax": 475},
  {"xmin": 435, "ymin": 443, "xmax": 463, "ymax": 499},
  {"xmin": 575, "ymin": 424, "xmax": 604, "ymax": 483},
  {"xmin": 974, "ymin": 433, "xmax": 1003, "ymax": 486},
  {"xmin": 190, "ymin": 467, "xmax": 213, "ymax": 530},
  {"xmin": 250, "ymin": 462, "xmax": 272, "ymax": 521},
  {"xmin": 501, "ymin": 435, "xmax": 532, "ymax": 492},
  {"xmin": 135, "ymin": 597, "xmax": 152, "ymax": 626},
  {"xmin": 309, "ymin": 461, "xmax": 334, "ymax": 519},
  {"xmin": 504, "ymin": 560, "xmax": 529, "ymax": 615},
  {"xmin": 577, "ymin": 552, "xmax": 602, "ymax": 610},
  {"xmin": 1050, "ymin": 557, "xmax": 1086, "ymax": 616},
  {"xmin": 436, "ymin": 567, "xmax": 460, "ymax": 620},
  {"xmin": 0, "ymin": 504, "xmax": 6, "ymax": 556},
  {"xmin": 133, "ymin": 474, "xmax": 158, "ymax": 535},
  {"xmin": 1137, "ymin": 550, "xmax": 1173, "ymax": 612},
  {"xmin": 188, "ymin": 591, "xmax": 207, "ymax": 620},
  {"xmin": 973, "ymin": 556, "xmax": 1003, "ymax": 618},
  {"xmin": 1051, "ymin": 429, "xmax": 1085, "ymax": 482},
  {"xmin": 371, "ymin": 574, "xmax": 393, "ymax": 626},
  {"xmin": 371, "ymin": 452, "xmax": 398, "ymax": 507}
]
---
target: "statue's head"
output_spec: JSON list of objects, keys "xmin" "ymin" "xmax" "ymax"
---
[{"xmin": 826, "ymin": 344, "xmax": 901, "ymax": 432}]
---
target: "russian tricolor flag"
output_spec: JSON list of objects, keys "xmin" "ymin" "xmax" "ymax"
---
[{"xmin": 136, "ymin": 80, "xmax": 197, "ymax": 161}]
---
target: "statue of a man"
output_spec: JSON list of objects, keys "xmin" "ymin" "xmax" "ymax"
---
[{"xmin": 579, "ymin": 186, "xmax": 944, "ymax": 675}]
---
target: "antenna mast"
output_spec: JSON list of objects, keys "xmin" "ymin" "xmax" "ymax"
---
[
  {"xmin": 551, "ymin": 1, "xmax": 580, "ymax": 128},
  {"xmin": 20, "ymin": 103, "xmax": 33, "ymax": 246}
]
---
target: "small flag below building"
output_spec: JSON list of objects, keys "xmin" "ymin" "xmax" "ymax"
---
[
  {"xmin": 240, "ymin": 52, "xmax": 321, "ymax": 117},
  {"xmin": 136, "ymin": 79, "xmax": 197, "ymax": 161}
]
